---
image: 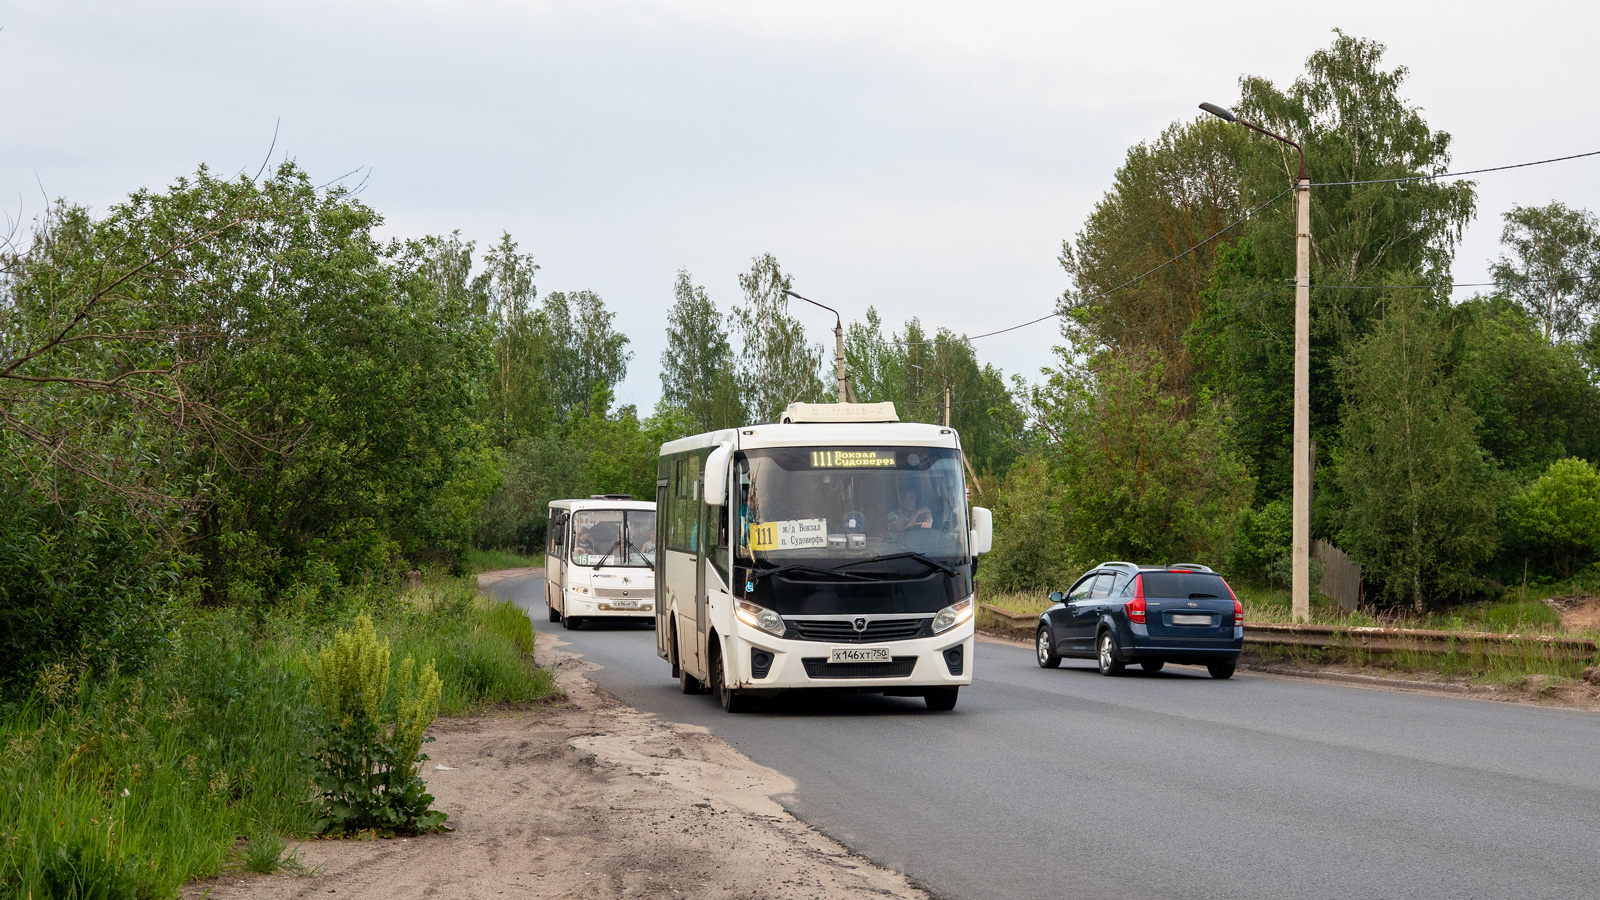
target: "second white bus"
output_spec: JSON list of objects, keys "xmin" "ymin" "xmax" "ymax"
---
[{"xmin": 544, "ymin": 496, "xmax": 657, "ymax": 629}]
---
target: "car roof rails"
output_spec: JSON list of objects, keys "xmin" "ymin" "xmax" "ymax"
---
[
  {"xmin": 1096, "ymin": 560, "xmax": 1139, "ymax": 569},
  {"xmin": 1165, "ymin": 563, "xmax": 1215, "ymax": 572}
]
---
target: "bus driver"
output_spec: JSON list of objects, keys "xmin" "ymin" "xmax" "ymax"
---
[{"xmin": 887, "ymin": 489, "xmax": 934, "ymax": 532}]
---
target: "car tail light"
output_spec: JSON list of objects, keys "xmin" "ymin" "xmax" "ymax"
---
[
  {"xmin": 1125, "ymin": 575, "xmax": 1146, "ymax": 624},
  {"xmin": 1222, "ymin": 578, "xmax": 1243, "ymax": 627}
]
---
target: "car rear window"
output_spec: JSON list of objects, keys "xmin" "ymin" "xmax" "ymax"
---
[{"xmin": 1140, "ymin": 572, "xmax": 1228, "ymax": 598}]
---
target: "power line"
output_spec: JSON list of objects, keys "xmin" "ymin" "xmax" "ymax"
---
[
  {"xmin": 885, "ymin": 147, "xmax": 1599, "ymax": 349},
  {"xmin": 1314, "ymin": 149, "xmax": 1600, "ymax": 187},
  {"xmin": 892, "ymin": 185, "xmax": 1296, "ymax": 347},
  {"xmin": 1317, "ymin": 272, "xmax": 1600, "ymax": 290}
]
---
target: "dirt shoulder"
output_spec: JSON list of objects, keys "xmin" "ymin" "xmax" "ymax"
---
[{"xmin": 189, "ymin": 587, "xmax": 930, "ymax": 900}]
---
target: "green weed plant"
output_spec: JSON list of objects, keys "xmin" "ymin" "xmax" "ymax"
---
[{"xmin": 307, "ymin": 615, "xmax": 446, "ymax": 837}]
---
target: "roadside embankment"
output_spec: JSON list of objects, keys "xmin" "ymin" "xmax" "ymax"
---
[
  {"xmin": 977, "ymin": 601, "xmax": 1600, "ymax": 709},
  {"xmin": 188, "ymin": 575, "xmax": 930, "ymax": 900}
]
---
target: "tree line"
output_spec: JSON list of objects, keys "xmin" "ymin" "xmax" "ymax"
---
[
  {"xmin": 984, "ymin": 30, "xmax": 1600, "ymax": 610},
  {"xmin": 0, "ymin": 166, "xmax": 1022, "ymax": 692}
]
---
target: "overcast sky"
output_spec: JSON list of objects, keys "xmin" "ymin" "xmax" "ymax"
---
[{"xmin": 4, "ymin": 0, "xmax": 1597, "ymax": 409}]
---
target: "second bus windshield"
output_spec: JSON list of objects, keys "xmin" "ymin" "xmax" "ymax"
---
[{"xmin": 570, "ymin": 509, "xmax": 656, "ymax": 567}]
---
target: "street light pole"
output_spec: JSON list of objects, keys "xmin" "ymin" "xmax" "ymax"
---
[
  {"xmin": 784, "ymin": 290, "xmax": 846, "ymax": 403},
  {"xmin": 1201, "ymin": 101, "xmax": 1313, "ymax": 622}
]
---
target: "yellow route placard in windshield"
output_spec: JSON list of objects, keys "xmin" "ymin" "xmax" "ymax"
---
[
  {"xmin": 810, "ymin": 450, "xmax": 897, "ymax": 468},
  {"xmin": 749, "ymin": 518, "xmax": 829, "ymax": 551}
]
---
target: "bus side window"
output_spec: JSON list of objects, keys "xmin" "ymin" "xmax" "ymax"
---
[{"xmin": 709, "ymin": 502, "xmax": 731, "ymax": 587}]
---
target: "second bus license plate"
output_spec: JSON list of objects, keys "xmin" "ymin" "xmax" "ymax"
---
[{"xmin": 830, "ymin": 646, "xmax": 892, "ymax": 664}]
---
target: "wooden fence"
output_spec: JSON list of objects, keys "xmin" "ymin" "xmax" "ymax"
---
[{"xmin": 1314, "ymin": 540, "xmax": 1362, "ymax": 612}]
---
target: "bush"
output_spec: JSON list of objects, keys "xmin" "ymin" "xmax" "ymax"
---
[
  {"xmin": 1510, "ymin": 457, "xmax": 1600, "ymax": 576},
  {"xmin": 0, "ymin": 478, "xmax": 176, "ymax": 698},
  {"xmin": 307, "ymin": 615, "xmax": 446, "ymax": 837},
  {"xmin": 983, "ymin": 455, "xmax": 1078, "ymax": 592},
  {"xmin": 1229, "ymin": 500, "xmax": 1291, "ymax": 585}
]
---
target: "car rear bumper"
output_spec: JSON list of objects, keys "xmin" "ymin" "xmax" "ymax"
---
[{"xmin": 1117, "ymin": 623, "xmax": 1242, "ymax": 661}]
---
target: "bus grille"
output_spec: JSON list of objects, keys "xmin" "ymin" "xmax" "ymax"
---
[
  {"xmin": 594, "ymin": 587, "xmax": 652, "ymax": 600},
  {"xmin": 801, "ymin": 657, "xmax": 917, "ymax": 679},
  {"xmin": 790, "ymin": 618, "xmax": 928, "ymax": 642}
]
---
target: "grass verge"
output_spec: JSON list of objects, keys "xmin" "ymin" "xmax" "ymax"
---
[
  {"xmin": 464, "ymin": 547, "xmax": 545, "ymax": 573},
  {"xmin": 0, "ymin": 575, "xmax": 555, "ymax": 898}
]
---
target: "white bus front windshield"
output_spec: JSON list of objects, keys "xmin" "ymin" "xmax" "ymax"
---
[
  {"xmin": 736, "ymin": 447, "xmax": 969, "ymax": 571},
  {"xmin": 569, "ymin": 509, "xmax": 656, "ymax": 568}
]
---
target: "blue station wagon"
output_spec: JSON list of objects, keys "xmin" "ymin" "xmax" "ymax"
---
[{"xmin": 1035, "ymin": 562, "xmax": 1243, "ymax": 679}]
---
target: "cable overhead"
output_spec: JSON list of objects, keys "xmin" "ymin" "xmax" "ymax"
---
[
  {"xmin": 893, "ymin": 185, "xmax": 1296, "ymax": 347},
  {"xmin": 1318, "ymin": 273, "xmax": 1600, "ymax": 290},
  {"xmin": 889, "ymin": 147, "xmax": 1600, "ymax": 349},
  {"xmin": 1314, "ymin": 149, "xmax": 1600, "ymax": 186}
]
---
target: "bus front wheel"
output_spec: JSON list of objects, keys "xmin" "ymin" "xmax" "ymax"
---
[{"xmin": 710, "ymin": 644, "xmax": 748, "ymax": 713}]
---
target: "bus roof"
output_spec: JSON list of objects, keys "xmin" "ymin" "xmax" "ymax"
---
[
  {"xmin": 659, "ymin": 421, "xmax": 961, "ymax": 456},
  {"xmin": 547, "ymin": 498, "xmax": 657, "ymax": 512}
]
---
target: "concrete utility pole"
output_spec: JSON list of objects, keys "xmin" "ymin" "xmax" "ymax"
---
[
  {"xmin": 785, "ymin": 290, "xmax": 846, "ymax": 402},
  {"xmin": 1201, "ymin": 102, "xmax": 1312, "ymax": 622},
  {"xmin": 909, "ymin": 363, "xmax": 952, "ymax": 427}
]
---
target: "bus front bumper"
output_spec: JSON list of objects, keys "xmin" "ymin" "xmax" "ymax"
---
[
  {"xmin": 726, "ymin": 619, "xmax": 974, "ymax": 691},
  {"xmin": 564, "ymin": 593, "xmax": 654, "ymax": 619}
]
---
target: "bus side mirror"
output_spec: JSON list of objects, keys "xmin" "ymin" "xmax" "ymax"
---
[
  {"xmin": 969, "ymin": 506, "xmax": 993, "ymax": 555},
  {"xmin": 703, "ymin": 443, "xmax": 732, "ymax": 506}
]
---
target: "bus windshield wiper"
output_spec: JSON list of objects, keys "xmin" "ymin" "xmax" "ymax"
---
[
  {"xmin": 632, "ymin": 542, "xmax": 655, "ymax": 571},
  {"xmin": 757, "ymin": 563, "xmax": 874, "ymax": 582},
  {"xmin": 832, "ymin": 552, "xmax": 958, "ymax": 577},
  {"xmin": 591, "ymin": 538, "xmax": 623, "ymax": 570}
]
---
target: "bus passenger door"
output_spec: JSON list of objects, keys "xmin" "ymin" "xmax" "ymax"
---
[
  {"xmin": 547, "ymin": 510, "xmax": 568, "ymax": 616},
  {"xmin": 695, "ymin": 491, "xmax": 710, "ymax": 673},
  {"xmin": 655, "ymin": 478, "xmax": 671, "ymax": 663}
]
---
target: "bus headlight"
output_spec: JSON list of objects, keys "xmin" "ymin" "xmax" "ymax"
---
[
  {"xmin": 932, "ymin": 597, "xmax": 974, "ymax": 634},
  {"xmin": 736, "ymin": 600, "xmax": 785, "ymax": 637}
]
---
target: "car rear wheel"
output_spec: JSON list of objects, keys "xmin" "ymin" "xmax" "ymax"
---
[
  {"xmin": 923, "ymin": 687, "xmax": 959, "ymax": 711},
  {"xmin": 1140, "ymin": 660, "xmax": 1165, "ymax": 673},
  {"xmin": 1097, "ymin": 631, "xmax": 1126, "ymax": 676},
  {"xmin": 1207, "ymin": 661, "xmax": 1236, "ymax": 680},
  {"xmin": 1036, "ymin": 627, "xmax": 1062, "ymax": 669}
]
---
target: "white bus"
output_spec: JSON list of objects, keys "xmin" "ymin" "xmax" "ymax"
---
[
  {"xmin": 654, "ymin": 402, "xmax": 993, "ymax": 712},
  {"xmin": 544, "ymin": 496, "xmax": 658, "ymax": 629}
]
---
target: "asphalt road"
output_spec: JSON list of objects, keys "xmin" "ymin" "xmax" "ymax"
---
[{"xmin": 487, "ymin": 573, "xmax": 1600, "ymax": 900}]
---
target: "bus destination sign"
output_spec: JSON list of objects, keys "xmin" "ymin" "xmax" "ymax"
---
[{"xmin": 809, "ymin": 450, "xmax": 897, "ymax": 468}]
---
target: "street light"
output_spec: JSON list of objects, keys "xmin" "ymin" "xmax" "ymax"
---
[
  {"xmin": 907, "ymin": 363, "xmax": 951, "ymax": 427},
  {"xmin": 784, "ymin": 289, "xmax": 847, "ymax": 403},
  {"xmin": 1201, "ymin": 100, "xmax": 1313, "ymax": 623}
]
